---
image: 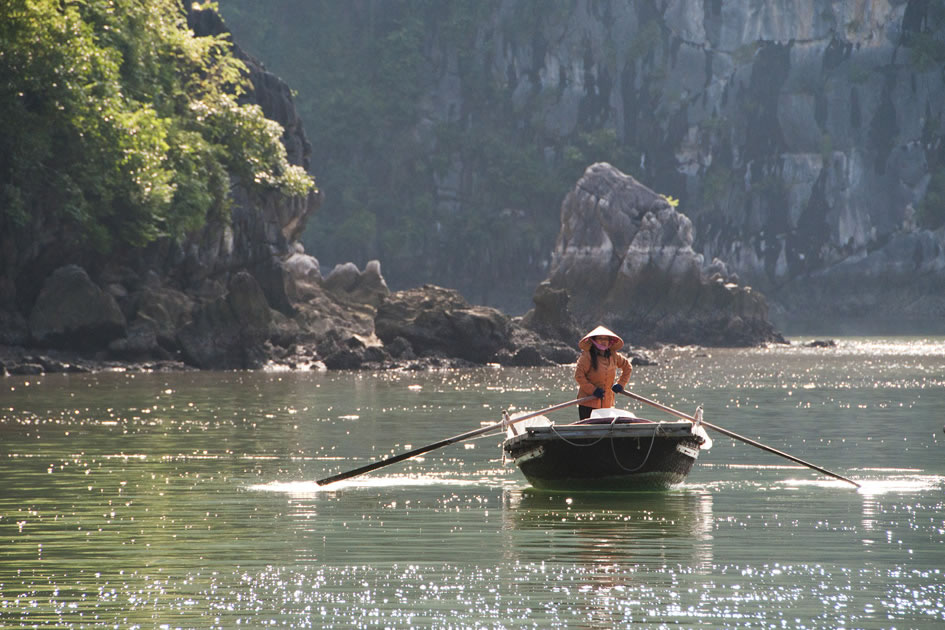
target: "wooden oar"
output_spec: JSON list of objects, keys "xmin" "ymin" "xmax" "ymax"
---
[
  {"xmin": 618, "ymin": 389, "xmax": 861, "ymax": 488},
  {"xmin": 316, "ymin": 395, "xmax": 597, "ymax": 486}
]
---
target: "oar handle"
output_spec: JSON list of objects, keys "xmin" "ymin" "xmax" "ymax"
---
[
  {"xmin": 620, "ymin": 389, "xmax": 696, "ymax": 422},
  {"xmin": 618, "ymin": 390, "xmax": 861, "ymax": 489},
  {"xmin": 316, "ymin": 395, "xmax": 596, "ymax": 486},
  {"xmin": 507, "ymin": 394, "xmax": 597, "ymax": 424}
]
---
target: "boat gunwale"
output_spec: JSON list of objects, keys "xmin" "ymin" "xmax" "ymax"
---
[{"xmin": 504, "ymin": 420, "xmax": 698, "ymax": 446}]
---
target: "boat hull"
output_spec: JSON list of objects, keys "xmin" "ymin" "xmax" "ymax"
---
[{"xmin": 503, "ymin": 421, "xmax": 704, "ymax": 491}]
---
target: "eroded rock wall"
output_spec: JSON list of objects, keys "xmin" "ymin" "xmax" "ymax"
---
[{"xmin": 418, "ymin": 0, "xmax": 945, "ymax": 323}]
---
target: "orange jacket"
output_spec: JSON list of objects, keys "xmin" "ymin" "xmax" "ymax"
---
[{"xmin": 575, "ymin": 349, "xmax": 632, "ymax": 408}]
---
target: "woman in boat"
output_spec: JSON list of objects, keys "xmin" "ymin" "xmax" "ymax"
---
[{"xmin": 575, "ymin": 325, "xmax": 632, "ymax": 421}]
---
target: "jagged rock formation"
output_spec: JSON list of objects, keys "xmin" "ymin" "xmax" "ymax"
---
[
  {"xmin": 547, "ymin": 163, "xmax": 784, "ymax": 346},
  {"xmin": 518, "ymin": 282, "xmax": 582, "ymax": 345}
]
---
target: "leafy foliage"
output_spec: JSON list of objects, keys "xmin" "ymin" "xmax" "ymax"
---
[
  {"xmin": 0, "ymin": 0, "xmax": 314, "ymax": 251},
  {"xmin": 917, "ymin": 167, "xmax": 945, "ymax": 230},
  {"xmin": 905, "ymin": 0, "xmax": 945, "ymax": 73}
]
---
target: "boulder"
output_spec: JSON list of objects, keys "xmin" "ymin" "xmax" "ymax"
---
[
  {"xmin": 177, "ymin": 271, "xmax": 273, "ymax": 369},
  {"xmin": 107, "ymin": 319, "xmax": 174, "ymax": 361},
  {"xmin": 284, "ymin": 248, "xmax": 321, "ymax": 281},
  {"xmin": 385, "ymin": 336, "xmax": 416, "ymax": 360},
  {"xmin": 28, "ymin": 265, "xmax": 127, "ymax": 350},
  {"xmin": 0, "ymin": 310, "xmax": 29, "ymax": 346},
  {"xmin": 502, "ymin": 345, "xmax": 555, "ymax": 367},
  {"xmin": 324, "ymin": 260, "xmax": 390, "ymax": 307},
  {"xmin": 375, "ymin": 285, "xmax": 511, "ymax": 364},
  {"xmin": 131, "ymin": 280, "xmax": 194, "ymax": 351},
  {"xmin": 546, "ymin": 163, "xmax": 784, "ymax": 346},
  {"xmin": 315, "ymin": 330, "xmax": 391, "ymax": 370},
  {"xmin": 518, "ymin": 281, "xmax": 582, "ymax": 344}
]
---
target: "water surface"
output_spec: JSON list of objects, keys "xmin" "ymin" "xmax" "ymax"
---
[{"xmin": 2, "ymin": 338, "xmax": 943, "ymax": 627}]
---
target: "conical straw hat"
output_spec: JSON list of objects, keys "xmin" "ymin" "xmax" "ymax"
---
[{"xmin": 578, "ymin": 325, "xmax": 624, "ymax": 351}]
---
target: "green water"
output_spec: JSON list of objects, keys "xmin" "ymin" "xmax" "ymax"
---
[{"xmin": 1, "ymin": 338, "xmax": 943, "ymax": 628}]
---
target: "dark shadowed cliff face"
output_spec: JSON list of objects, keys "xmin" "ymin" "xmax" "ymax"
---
[{"xmin": 219, "ymin": 0, "xmax": 945, "ymax": 327}]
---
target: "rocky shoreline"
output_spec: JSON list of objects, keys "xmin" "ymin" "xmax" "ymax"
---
[
  {"xmin": 0, "ymin": 331, "xmax": 845, "ymax": 377},
  {"xmin": 0, "ymin": 163, "xmax": 791, "ymax": 378},
  {"xmin": 0, "ymin": 275, "xmax": 662, "ymax": 376}
]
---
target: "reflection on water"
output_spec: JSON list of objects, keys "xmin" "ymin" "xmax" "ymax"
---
[
  {"xmin": 1, "ymin": 338, "xmax": 944, "ymax": 628},
  {"xmin": 501, "ymin": 489, "xmax": 715, "ymax": 570}
]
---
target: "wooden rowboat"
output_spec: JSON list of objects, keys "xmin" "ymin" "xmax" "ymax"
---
[
  {"xmin": 502, "ymin": 407, "xmax": 712, "ymax": 491},
  {"xmin": 317, "ymin": 391, "xmax": 858, "ymax": 490}
]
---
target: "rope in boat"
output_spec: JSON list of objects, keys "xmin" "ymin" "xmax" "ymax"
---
[
  {"xmin": 547, "ymin": 418, "xmax": 667, "ymax": 473},
  {"xmin": 609, "ymin": 420, "xmax": 666, "ymax": 473},
  {"xmin": 548, "ymin": 423, "xmax": 610, "ymax": 447}
]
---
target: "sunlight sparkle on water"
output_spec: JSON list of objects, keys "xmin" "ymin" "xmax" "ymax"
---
[
  {"xmin": 777, "ymin": 472, "xmax": 943, "ymax": 495},
  {"xmin": 250, "ymin": 475, "xmax": 486, "ymax": 496},
  {"xmin": 854, "ymin": 473, "xmax": 944, "ymax": 495}
]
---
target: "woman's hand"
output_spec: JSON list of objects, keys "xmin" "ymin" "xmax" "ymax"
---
[
  {"xmin": 611, "ymin": 384, "xmax": 623, "ymax": 393},
  {"xmin": 593, "ymin": 387, "xmax": 605, "ymax": 398}
]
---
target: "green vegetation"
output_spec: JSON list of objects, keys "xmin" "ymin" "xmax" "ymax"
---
[
  {"xmin": 702, "ymin": 163, "xmax": 732, "ymax": 208},
  {"xmin": 906, "ymin": 1, "xmax": 945, "ymax": 72},
  {"xmin": 626, "ymin": 20, "xmax": 662, "ymax": 66},
  {"xmin": 917, "ymin": 167, "xmax": 945, "ymax": 230},
  {"xmin": 733, "ymin": 42, "xmax": 761, "ymax": 65},
  {"xmin": 0, "ymin": 0, "xmax": 314, "ymax": 251}
]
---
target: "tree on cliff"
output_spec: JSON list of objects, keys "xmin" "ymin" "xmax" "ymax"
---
[{"xmin": 0, "ymin": 0, "xmax": 314, "ymax": 253}]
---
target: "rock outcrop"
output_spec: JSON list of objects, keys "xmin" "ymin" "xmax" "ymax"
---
[
  {"xmin": 375, "ymin": 285, "xmax": 511, "ymax": 364},
  {"xmin": 546, "ymin": 163, "xmax": 784, "ymax": 346},
  {"xmin": 773, "ymin": 228, "xmax": 945, "ymax": 326},
  {"xmin": 176, "ymin": 271, "xmax": 273, "ymax": 369},
  {"xmin": 462, "ymin": 0, "xmax": 945, "ymax": 325},
  {"xmin": 518, "ymin": 282, "xmax": 582, "ymax": 345},
  {"xmin": 28, "ymin": 265, "xmax": 127, "ymax": 351},
  {"xmin": 0, "ymin": 7, "xmax": 322, "ymax": 371}
]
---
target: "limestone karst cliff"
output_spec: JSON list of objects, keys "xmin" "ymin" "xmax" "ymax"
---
[{"xmin": 220, "ymin": 0, "xmax": 945, "ymax": 327}]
